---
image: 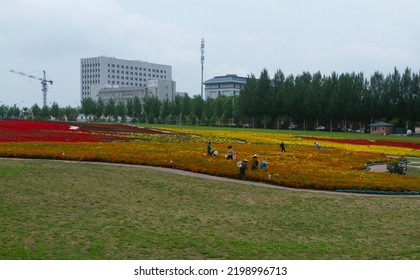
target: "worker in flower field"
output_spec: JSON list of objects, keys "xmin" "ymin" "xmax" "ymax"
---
[
  {"xmin": 238, "ymin": 159, "xmax": 248, "ymax": 179},
  {"xmin": 226, "ymin": 145, "xmax": 234, "ymax": 160},
  {"xmin": 207, "ymin": 141, "xmax": 215, "ymax": 155},
  {"xmin": 251, "ymin": 154, "xmax": 259, "ymax": 170},
  {"xmin": 259, "ymin": 160, "xmax": 268, "ymax": 170},
  {"xmin": 280, "ymin": 142, "xmax": 286, "ymax": 152},
  {"xmin": 314, "ymin": 142, "xmax": 321, "ymax": 149}
]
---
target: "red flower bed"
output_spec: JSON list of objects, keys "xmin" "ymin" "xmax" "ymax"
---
[
  {"xmin": 0, "ymin": 119, "xmax": 131, "ymax": 142},
  {"xmin": 303, "ymin": 136, "xmax": 420, "ymax": 149},
  {"xmin": 62, "ymin": 121, "xmax": 169, "ymax": 134}
]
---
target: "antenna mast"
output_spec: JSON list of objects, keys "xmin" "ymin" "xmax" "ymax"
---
[{"xmin": 201, "ymin": 38, "xmax": 205, "ymax": 99}]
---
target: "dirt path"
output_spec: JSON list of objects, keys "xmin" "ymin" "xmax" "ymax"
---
[
  {"xmin": 367, "ymin": 164, "xmax": 388, "ymax": 172},
  {"xmin": 2, "ymin": 157, "xmax": 415, "ymax": 197},
  {"xmin": 367, "ymin": 157, "xmax": 420, "ymax": 172}
]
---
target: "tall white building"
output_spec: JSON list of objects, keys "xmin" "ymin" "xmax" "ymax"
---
[{"xmin": 80, "ymin": 56, "xmax": 174, "ymax": 102}]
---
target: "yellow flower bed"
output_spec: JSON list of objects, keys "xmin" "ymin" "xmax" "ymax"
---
[
  {"xmin": 161, "ymin": 127, "xmax": 420, "ymax": 157},
  {"xmin": 1, "ymin": 136, "xmax": 419, "ymax": 192}
]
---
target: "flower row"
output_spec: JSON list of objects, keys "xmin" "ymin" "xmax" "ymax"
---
[
  {"xmin": 0, "ymin": 119, "xmax": 130, "ymax": 142},
  {"xmin": 1, "ymin": 120, "xmax": 419, "ymax": 192},
  {"xmin": 0, "ymin": 141, "xmax": 419, "ymax": 192},
  {"xmin": 161, "ymin": 127, "xmax": 420, "ymax": 157}
]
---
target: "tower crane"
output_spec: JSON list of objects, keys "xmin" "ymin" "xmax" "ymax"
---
[{"xmin": 10, "ymin": 69, "xmax": 53, "ymax": 107}]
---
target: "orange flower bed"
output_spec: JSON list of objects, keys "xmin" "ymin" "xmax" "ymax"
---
[
  {"xmin": 0, "ymin": 120, "xmax": 419, "ymax": 193},
  {"xmin": 1, "ymin": 141, "xmax": 419, "ymax": 193}
]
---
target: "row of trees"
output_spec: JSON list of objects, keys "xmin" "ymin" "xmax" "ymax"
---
[
  {"xmin": 78, "ymin": 94, "xmax": 232, "ymax": 125},
  {"xmin": 3, "ymin": 67, "xmax": 419, "ymax": 130},
  {"xmin": 241, "ymin": 67, "xmax": 420, "ymax": 130},
  {"xmin": 78, "ymin": 67, "xmax": 419, "ymax": 130},
  {"xmin": 0, "ymin": 103, "xmax": 78, "ymax": 120}
]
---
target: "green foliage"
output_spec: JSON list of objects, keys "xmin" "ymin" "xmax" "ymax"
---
[
  {"xmin": 387, "ymin": 159, "xmax": 408, "ymax": 175},
  {"xmin": 3, "ymin": 68, "xmax": 419, "ymax": 128}
]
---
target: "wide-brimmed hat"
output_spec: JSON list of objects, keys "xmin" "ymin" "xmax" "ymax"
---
[{"xmin": 252, "ymin": 154, "xmax": 257, "ymax": 158}]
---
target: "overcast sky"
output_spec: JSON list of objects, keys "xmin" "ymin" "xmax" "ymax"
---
[{"xmin": 1, "ymin": 0, "xmax": 420, "ymax": 107}]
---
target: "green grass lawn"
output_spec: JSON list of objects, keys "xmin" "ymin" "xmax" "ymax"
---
[{"xmin": 1, "ymin": 158, "xmax": 419, "ymax": 260}]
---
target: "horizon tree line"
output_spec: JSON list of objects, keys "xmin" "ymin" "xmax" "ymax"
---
[{"xmin": 1, "ymin": 67, "xmax": 419, "ymax": 131}]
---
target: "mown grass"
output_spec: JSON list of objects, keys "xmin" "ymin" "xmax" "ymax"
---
[
  {"xmin": 408, "ymin": 167, "xmax": 420, "ymax": 177},
  {"xmin": 0, "ymin": 158, "xmax": 419, "ymax": 260}
]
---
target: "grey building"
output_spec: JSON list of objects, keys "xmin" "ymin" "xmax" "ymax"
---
[
  {"xmin": 80, "ymin": 56, "xmax": 173, "ymax": 102},
  {"xmin": 97, "ymin": 86, "xmax": 146, "ymax": 104},
  {"xmin": 203, "ymin": 74, "xmax": 247, "ymax": 99},
  {"xmin": 96, "ymin": 79, "xmax": 178, "ymax": 104}
]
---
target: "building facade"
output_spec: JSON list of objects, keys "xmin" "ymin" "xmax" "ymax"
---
[
  {"xmin": 96, "ymin": 79, "xmax": 177, "ymax": 104},
  {"xmin": 97, "ymin": 86, "xmax": 146, "ymax": 104},
  {"xmin": 80, "ymin": 56, "xmax": 173, "ymax": 102},
  {"xmin": 203, "ymin": 74, "xmax": 247, "ymax": 99},
  {"xmin": 369, "ymin": 121, "xmax": 394, "ymax": 135}
]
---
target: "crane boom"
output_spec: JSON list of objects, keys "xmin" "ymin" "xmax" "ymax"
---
[{"xmin": 10, "ymin": 69, "xmax": 53, "ymax": 107}]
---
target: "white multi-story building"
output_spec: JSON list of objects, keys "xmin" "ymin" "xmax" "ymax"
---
[
  {"xmin": 203, "ymin": 74, "xmax": 247, "ymax": 99},
  {"xmin": 80, "ymin": 56, "xmax": 174, "ymax": 102}
]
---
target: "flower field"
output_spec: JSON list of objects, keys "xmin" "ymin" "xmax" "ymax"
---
[{"xmin": 1, "ymin": 119, "xmax": 419, "ymax": 193}]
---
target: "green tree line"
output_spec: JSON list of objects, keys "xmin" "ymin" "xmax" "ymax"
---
[
  {"xmin": 78, "ymin": 67, "xmax": 419, "ymax": 130},
  {"xmin": 2, "ymin": 67, "xmax": 419, "ymax": 131},
  {"xmin": 238, "ymin": 67, "xmax": 419, "ymax": 130}
]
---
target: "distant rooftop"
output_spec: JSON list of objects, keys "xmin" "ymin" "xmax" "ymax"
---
[
  {"xmin": 369, "ymin": 121, "xmax": 394, "ymax": 127},
  {"xmin": 204, "ymin": 74, "xmax": 247, "ymax": 85}
]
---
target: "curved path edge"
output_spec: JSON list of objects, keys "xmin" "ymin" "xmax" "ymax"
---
[{"xmin": 1, "ymin": 157, "xmax": 418, "ymax": 197}]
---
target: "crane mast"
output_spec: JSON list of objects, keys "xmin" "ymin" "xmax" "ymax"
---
[{"xmin": 10, "ymin": 69, "xmax": 53, "ymax": 107}]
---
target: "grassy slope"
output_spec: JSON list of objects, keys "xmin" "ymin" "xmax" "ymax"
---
[{"xmin": 1, "ymin": 159, "xmax": 419, "ymax": 260}]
